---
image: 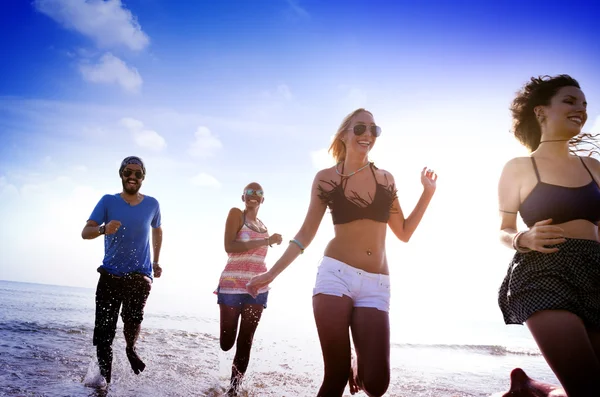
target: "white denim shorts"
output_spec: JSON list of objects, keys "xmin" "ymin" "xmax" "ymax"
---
[{"xmin": 312, "ymin": 256, "xmax": 391, "ymax": 312}]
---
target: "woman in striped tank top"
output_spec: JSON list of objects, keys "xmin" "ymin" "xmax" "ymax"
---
[{"xmin": 216, "ymin": 182, "xmax": 282, "ymax": 396}]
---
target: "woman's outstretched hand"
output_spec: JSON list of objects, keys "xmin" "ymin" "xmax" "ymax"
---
[
  {"xmin": 247, "ymin": 271, "xmax": 274, "ymax": 298},
  {"xmin": 421, "ymin": 166, "xmax": 437, "ymax": 194}
]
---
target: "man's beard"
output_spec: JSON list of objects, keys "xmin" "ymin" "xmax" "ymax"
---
[{"xmin": 122, "ymin": 179, "xmax": 141, "ymax": 195}]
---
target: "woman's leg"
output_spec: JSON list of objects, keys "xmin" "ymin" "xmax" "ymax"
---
[
  {"xmin": 219, "ymin": 304, "xmax": 242, "ymax": 351},
  {"xmin": 228, "ymin": 303, "xmax": 264, "ymax": 393},
  {"xmin": 524, "ymin": 310, "xmax": 600, "ymax": 396},
  {"xmin": 588, "ymin": 328, "xmax": 600, "ymax": 362},
  {"xmin": 350, "ymin": 307, "xmax": 390, "ymax": 397},
  {"xmin": 313, "ymin": 293, "xmax": 354, "ymax": 397}
]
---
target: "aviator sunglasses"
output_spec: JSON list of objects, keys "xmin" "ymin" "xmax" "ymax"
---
[
  {"xmin": 122, "ymin": 169, "xmax": 144, "ymax": 179},
  {"xmin": 244, "ymin": 189, "xmax": 264, "ymax": 197},
  {"xmin": 349, "ymin": 124, "xmax": 382, "ymax": 137}
]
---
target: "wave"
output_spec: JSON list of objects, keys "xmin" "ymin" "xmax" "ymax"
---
[
  {"xmin": 1, "ymin": 320, "xmax": 540, "ymax": 357},
  {"xmin": 0, "ymin": 320, "xmax": 217, "ymax": 341},
  {"xmin": 0, "ymin": 320, "xmax": 89, "ymax": 335},
  {"xmin": 392, "ymin": 342, "xmax": 541, "ymax": 356}
]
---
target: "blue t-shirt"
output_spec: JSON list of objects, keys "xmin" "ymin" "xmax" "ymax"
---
[{"xmin": 88, "ymin": 193, "xmax": 161, "ymax": 278}]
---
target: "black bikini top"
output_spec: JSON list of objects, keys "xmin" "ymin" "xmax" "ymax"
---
[
  {"xmin": 317, "ymin": 163, "xmax": 398, "ymax": 225},
  {"xmin": 519, "ymin": 156, "xmax": 600, "ymax": 227}
]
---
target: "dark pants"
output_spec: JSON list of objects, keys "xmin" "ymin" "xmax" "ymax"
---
[{"xmin": 93, "ymin": 268, "xmax": 151, "ymax": 381}]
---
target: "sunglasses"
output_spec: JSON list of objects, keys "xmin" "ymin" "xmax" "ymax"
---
[
  {"xmin": 244, "ymin": 189, "xmax": 264, "ymax": 197},
  {"xmin": 122, "ymin": 169, "xmax": 144, "ymax": 179},
  {"xmin": 349, "ymin": 124, "xmax": 382, "ymax": 137}
]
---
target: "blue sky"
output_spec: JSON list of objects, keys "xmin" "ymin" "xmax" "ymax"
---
[{"xmin": 1, "ymin": 0, "xmax": 600, "ymax": 333}]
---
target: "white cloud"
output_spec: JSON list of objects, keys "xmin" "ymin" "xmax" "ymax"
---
[
  {"xmin": 133, "ymin": 130, "xmax": 166, "ymax": 151},
  {"xmin": 120, "ymin": 117, "xmax": 167, "ymax": 151},
  {"xmin": 188, "ymin": 126, "xmax": 223, "ymax": 157},
  {"xmin": 19, "ymin": 176, "xmax": 73, "ymax": 199},
  {"xmin": 191, "ymin": 172, "xmax": 221, "ymax": 188},
  {"xmin": 0, "ymin": 176, "xmax": 20, "ymax": 201},
  {"xmin": 310, "ymin": 148, "xmax": 334, "ymax": 170},
  {"xmin": 285, "ymin": 0, "xmax": 310, "ymax": 19},
  {"xmin": 120, "ymin": 117, "xmax": 144, "ymax": 130},
  {"xmin": 261, "ymin": 84, "xmax": 293, "ymax": 101},
  {"xmin": 80, "ymin": 53, "xmax": 143, "ymax": 93},
  {"xmin": 277, "ymin": 84, "xmax": 293, "ymax": 101},
  {"xmin": 34, "ymin": 0, "xmax": 150, "ymax": 51}
]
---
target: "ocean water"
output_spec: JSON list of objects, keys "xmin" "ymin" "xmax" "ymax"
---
[{"xmin": 0, "ymin": 280, "xmax": 559, "ymax": 397}]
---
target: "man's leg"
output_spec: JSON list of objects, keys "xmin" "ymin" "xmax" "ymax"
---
[
  {"xmin": 121, "ymin": 274, "xmax": 152, "ymax": 375},
  {"xmin": 93, "ymin": 274, "xmax": 123, "ymax": 383}
]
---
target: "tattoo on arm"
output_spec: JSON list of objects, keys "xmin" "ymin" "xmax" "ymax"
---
[{"xmin": 390, "ymin": 204, "xmax": 400, "ymax": 214}]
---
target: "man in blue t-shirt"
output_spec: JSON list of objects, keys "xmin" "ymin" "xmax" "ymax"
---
[{"xmin": 81, "ymin": 156, "xmax": 163, "ymax": 385}]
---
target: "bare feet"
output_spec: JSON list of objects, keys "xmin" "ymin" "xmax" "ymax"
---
[
  {"xmin": 348, "ymin": 351, "xmax": 362, "ymax": 395},
  {"xmin": 226, "ymin": 376, "xmax": 241, "ymax": 396},
  {"xmin": 503, "ymin": 368, "xmax": 565, "ymax": 397},
  {"xmin": 126, "ymin": 346, "xmax": 146, "ymax": 375}
]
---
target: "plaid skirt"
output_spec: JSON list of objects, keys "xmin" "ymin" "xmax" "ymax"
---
[{"xmin": 498, "ymin": 238, "xmax": 600, "ymax": 329}]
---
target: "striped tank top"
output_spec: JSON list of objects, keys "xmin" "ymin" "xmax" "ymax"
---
[{"xmin": 217, "ymin": 215, "xmax": 269, "ymax": 294}]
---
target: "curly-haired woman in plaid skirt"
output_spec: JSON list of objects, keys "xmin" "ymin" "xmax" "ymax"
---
[{"xmin": 498, "ymin": 75, "xmax": 600, "ymax": 396}]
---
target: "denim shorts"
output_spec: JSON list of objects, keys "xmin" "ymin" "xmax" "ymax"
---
[
  {"xmin": 217, "ymin": 288, "xmax": 269, "ymax": 309},
  {"xmin": 313, "ymin": 256, "xmax": 391, "ymax": 312}
]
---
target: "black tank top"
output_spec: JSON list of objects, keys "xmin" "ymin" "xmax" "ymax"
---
[
  {"xmin": 317, "ymin": 163, "xmax": 398, "ymax": 225},
  {"xmin": 519, "ymin": 156, "xmax": 600, "ymax": 227}
]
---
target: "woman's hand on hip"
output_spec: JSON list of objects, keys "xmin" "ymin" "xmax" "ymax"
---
[{"xmin": 520, "ymin": 219, "xmax": 566, "ymax": 253}]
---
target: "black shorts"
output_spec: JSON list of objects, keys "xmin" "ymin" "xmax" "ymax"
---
[
  {"xmin": 498, "ymin": 238, "xmax": 600, "ymax": 329},
  {"xmin": 93, "ymin": 267, "xmax": 152, "ymax": 346}
]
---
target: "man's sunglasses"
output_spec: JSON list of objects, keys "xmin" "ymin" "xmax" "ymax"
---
[
  {"xmin": 244, "ymin": 189, "xmax": 264, "ymax": 197},
  {"xmin": 122, "ymin": 169, "xmax": 144, "ymax": 179},
  {"xmin": 349, "ymin": 124, "xmax": 382, "ymax": 137}
]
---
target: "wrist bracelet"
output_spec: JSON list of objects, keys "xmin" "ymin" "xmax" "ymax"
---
[
  {"xmin": 512, "ymin": 231, "xmax": 532, "ymax": 253},
  {"xmin": 511, "ymin": 232, "xmax": 521, "ymax": 250},
  {"xmin": 289, "ymin": 239, "xmax": 305, "ymax": 254},
  {"xmin": 264, "ymin": 237, "xmax": 272, "ymax": 247}
]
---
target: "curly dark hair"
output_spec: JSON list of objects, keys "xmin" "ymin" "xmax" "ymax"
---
[{"xmin": 510, "ymin": 74, "xmax": 597, "ymax": 154}]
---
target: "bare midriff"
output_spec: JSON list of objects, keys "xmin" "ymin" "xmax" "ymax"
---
[
  {"xmin": 323, "ymin": 219, "xmax": 389, "ymax": 275},
  {"xmin": 552, "ymin": 219, "xmax": 599, "ymax": 242}
]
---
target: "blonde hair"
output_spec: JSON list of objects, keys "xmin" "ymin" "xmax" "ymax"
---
[{"xmin": 328, "ymin": 108, "xmax": 372, "ymax": 163}]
